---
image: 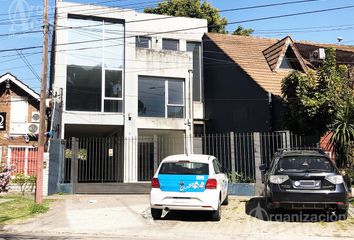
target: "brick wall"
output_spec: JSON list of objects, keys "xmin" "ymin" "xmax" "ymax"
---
[
  {"xmin": 320, "ymin": 132, "xmax": 334, "ymax": 161},
  {"xmin": 0, "ymin": 82, "xmax": 40, "ymax": 165}
]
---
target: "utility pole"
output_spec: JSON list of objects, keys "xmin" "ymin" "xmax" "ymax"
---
[
  {"xmin": 188, "ymin": 69, "xmax": 194, "ymax": 155},
  {"xmin": 36, "ymin": 0, "xmax": 49, "ymax": 204}
]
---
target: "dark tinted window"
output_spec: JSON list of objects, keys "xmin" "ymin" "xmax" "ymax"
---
[
  {"xmin": 162, "ymin": 39, "xmax": 179, "ymax": 51},
  {"xmin": 187, "ymin": 42, "xmax": 201, "ymax": 101},
  {"xmin": 213, "ymin": 160, "xmax": 221, "ymax": 173},
  {"xmin": 277, "ymin": 156, "xmax": 333, "ymax": 172},
  {"xmin": 136, "ymin": 36, "xmax": 151, "ymax": 48},
  {"xmin": 159, "ymin": 162, "xmax": 209, "ymax": 175},
  {"xmin": 105, "ymin": 70, "xmax": 122, "ymax": 98},
  {"xmin": 138, "ymin": 76, "xmax": 184, "ymax": 118},
  {"xmin": 138, "ymin": 77, "xmax": 165, "ymax": 117},
  {"xmin": 66, "ymin": 65, "xmax": 102, "ymax": 111}
]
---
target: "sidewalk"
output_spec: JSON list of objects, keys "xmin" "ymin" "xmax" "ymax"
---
[
  {"xmin": 4, "ymin": 195, "xmax": 150, "ymax": 235},
  {"xmin": 3, "ymin": 195, "xmax": 354, "ymax": 240}
]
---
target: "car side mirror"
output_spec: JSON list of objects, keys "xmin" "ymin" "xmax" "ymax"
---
[{"xmin": 259, "ymin": 164, "xmax": 267, "ymax": 172}]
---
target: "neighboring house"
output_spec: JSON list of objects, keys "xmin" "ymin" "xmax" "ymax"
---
[
  {"xmin": 50, "ymin": 2, "xmax": 207, "ymax": 185},
  {"xmin": 202, "ymin": 33, "xmax": 354, "ymax": 134},
  {"xmin": 203, "ymin": 33, "xmax": 309, "ymax": 133},
  {"xmin": 0, "ymin": 73, "xmax": 41, "ymax": 175}
]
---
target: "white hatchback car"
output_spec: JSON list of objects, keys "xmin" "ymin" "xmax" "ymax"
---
[{"xmin": 150, "ymin": 154, "xmax": 229, "ymax": 221}]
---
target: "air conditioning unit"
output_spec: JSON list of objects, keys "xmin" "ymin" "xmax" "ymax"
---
[
  {"xmin": 309, "ymin": 48, "xmax": 325, "ymax": 62},
  {"xmin": 31, "ymin": 112, "xmax": 40, "ymax": 123},
  {"xmin": 28, "ymin": 123, "xmax": 39, "ymax": 134},
  {"xmin": 10, "ymin": 123, "xmax": 28, "ymax": 135}
]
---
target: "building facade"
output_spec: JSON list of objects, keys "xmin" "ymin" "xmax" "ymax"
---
[
  {"xmin": 50, "ymin": 2, "xmax": 207, "ymax": 184},
  {"xmin": 0, "ymin": 73, "xmax": 41, "ymax": 176}
]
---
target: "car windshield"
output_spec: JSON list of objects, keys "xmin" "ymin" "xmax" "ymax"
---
[
  {"xmin": 159, "ymin": 162, "xmax": 209, "ymax": 175},
  {"xmin": 276, "ymin": 156, "xmax": 333, "ymax": 173}
]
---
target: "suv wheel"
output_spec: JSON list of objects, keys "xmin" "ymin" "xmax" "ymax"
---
[
  {"xmin": 151, "ymin": 208, "xmax": 162, "ymax": 220},
  {"xmin": 211, "ymin": 198, "xmax": 221, "ymax": 221},
  {"xmin": 336, "ymin": 209, "xmax": 348, "ymax": 220}
]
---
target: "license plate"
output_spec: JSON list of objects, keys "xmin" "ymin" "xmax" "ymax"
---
[
  {"xmin": 300, "ymin": 180, "xmax": 316, "ymax": 186},
  {"xmin": 294, "ymin": 180, "xmax": 321, "ymax": 189},
  {"xmin": 172, "ymin": 198, "xmax": 190, "ymax": 204}
]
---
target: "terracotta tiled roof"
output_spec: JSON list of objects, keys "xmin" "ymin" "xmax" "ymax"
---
[
  {"xmin": 295, "ymin": 40, "xmax": 354, "ymax": 53},
  {"xmin": 204, "ymin": 33, "xmax": 306, "ymax": 96},
  {"xmin": 295, "ymin": 41, "xmax": 354, "ymax": 65},
  {"xmin": 263, "ymin": 37, "xmax": 289, "ymax": 71}
]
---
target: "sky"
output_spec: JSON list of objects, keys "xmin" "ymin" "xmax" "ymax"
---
[{"xmin": 0, "ymin": 0, "xmax": 353, "ymax": 91}]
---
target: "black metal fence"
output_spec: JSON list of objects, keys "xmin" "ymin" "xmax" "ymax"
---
[{"xmin": 58, "ymin": 131, "xmax": 319, "ymax": 184}]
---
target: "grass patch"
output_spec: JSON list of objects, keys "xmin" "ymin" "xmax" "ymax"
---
[{"xmin": 0, "ymin": 194, "xmax": 53, "ymax": 225}]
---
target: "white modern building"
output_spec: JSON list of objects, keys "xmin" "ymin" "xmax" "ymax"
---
[{"xmin": 50, "ymin": 1, "xmax": 207, "ymax": 186}]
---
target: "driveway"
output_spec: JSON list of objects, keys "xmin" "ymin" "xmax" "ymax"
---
[{"xmin": 1, "ymin": 195, "xmax": 353, "ymax": 240}]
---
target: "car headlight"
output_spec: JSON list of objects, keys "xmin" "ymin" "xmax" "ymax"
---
[
  {"xmin": 269, "ymin": 175, "xmax": 289, "ymax": 184},
  {"xmin": 325, "ymin": 175, "xmax": 343, "ymax": 184}
]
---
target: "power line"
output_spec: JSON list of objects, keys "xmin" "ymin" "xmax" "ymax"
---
[
  {"xmin": 220, "ymin": 0, "xmax": 324, "ymax": 12},
  {"xmin": 1, "ymin": 4, "xmax": 354, "ymax": 56},
  {"xmin": 0, "ymin": 0, "xmax": 131, "ymax": 17},
  {"xmin": 16, "ymin": 50, "xmax": 41, "ymax": 82}
]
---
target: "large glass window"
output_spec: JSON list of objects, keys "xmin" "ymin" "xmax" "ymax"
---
[
  {"xmin": 138, "ymin": 76, "xmax": 184, "ymax": 118},
  {"xmin": 187, "ymin": 42, "xmax": 202, "ymax": 101},
  {"xmin": 162, "ymin": 39, "xmax": 179, "ymax": 51},
  {"xmin": 66, "ymin": 16, "xmax": 124, "ymax": 112}
]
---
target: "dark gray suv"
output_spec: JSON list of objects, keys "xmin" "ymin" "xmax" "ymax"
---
[{"xmin": 260, "ymin": 149, "xmax": 349, "ymax": 219}]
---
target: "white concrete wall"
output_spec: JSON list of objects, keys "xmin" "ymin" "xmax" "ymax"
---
[{"xmin": 52, "ymin": 2, "xmax": 208, "ymax": 182}]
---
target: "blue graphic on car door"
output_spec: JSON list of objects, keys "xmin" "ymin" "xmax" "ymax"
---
[{"xmin": 158, "ymin": 174, "xmax": 208, "ymax": 192}]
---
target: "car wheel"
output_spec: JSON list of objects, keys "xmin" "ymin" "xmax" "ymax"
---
[
  {"xmin": 222, "ymin": 193, "xmax": 229, "ymax": 206},
  {"xmin": 151, "ymin": 208, "xmax": 162, "ymax": 220},
  {"xmin": 336, "ymin": 209, "xmax": 348, "ymax": 220},
  {"xmin": 211, "ymin": 198, "xmax": 221, "ymax": 221}
]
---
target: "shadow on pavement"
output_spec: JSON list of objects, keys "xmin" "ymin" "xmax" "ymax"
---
[
  {"xmin": 245, "ymin": 197, "xmax": 347, "ymax": 222},
  {"xmin": 160, "ymin": 210, "xmax": 214, "ymax": 222},
  {"xmin": 0, "ymin": 233, "xmax": 79, "ymax": 240}
]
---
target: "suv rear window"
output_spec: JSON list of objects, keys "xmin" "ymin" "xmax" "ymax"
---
[
  {"xmin": 277, "ymin": 156, "xmax": 333, "ymax": 173},
  {"xmin": 159, "ymin": 162, "xmax": 209, "ymax": 175}
]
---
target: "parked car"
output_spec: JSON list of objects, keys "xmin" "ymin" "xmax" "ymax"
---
[
  {"xmin": 260, "ymin": 149, "xmax": 349, "ymax": 219},
  {"xmin": 150, "ymin": 154, "xmax": 229, "ymax": 221}
]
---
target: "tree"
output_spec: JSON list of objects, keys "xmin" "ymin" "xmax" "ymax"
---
[
  {"xmin": 144, "ymin": 0, "xmax": 228, "ymax": 33},
  {"xmin": 329, "ymin": 103, "xmax": 354, "ymax": 167},
  {"xmin": 282, "ymin": 47, "xmax": 354, "ymax": 167},
  {"xmin": 232, "ymin": 25, "xmax": 254, "ymax": 36}
]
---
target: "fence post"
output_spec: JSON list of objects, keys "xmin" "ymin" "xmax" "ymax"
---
[
  {"xmin": 24, "ymin": 148, "xmax": 29, "ymax": 176},
  {"xmin": 229, "ymin": 132, "xmax": 236, "ymax": 183},
  {"xmin": 71, "ymin": 137, "xmax": 78, "ymax": 194},
  {"xmin": 153, "ymin": 135, "xmax": 158, "ymax": 173},
  {"xmin": 253, "ymin": 132, "xmax": 263, "ymax": 196},
  {"xmin": 285, "ymin": 131, "xmax": 291, "ymax": 149}
]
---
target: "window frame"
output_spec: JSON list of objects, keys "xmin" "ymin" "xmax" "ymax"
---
[
  {"xmin": 138, "ymin": 76, "xmax": 185, "ymax": 118},
  {"xmin": 186, "ymin": 41, "xmax": 203, "ymax": 102},
  {"xmin": 166, "ymin": 80, "xmax": 185, "ymax": 118},
  {"xmin": 66, "ymin": 15, "xmax": 125, "ymax": 113},
  {"xmin": 162, "ymin": 38, "xmax": 179, "ymax": 51},
  {"xmin": 136, "ymin": 36, "xmax": 151, "ymax": 49}
]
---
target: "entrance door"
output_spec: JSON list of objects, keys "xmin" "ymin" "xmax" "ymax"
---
[{"xmin": 138, "ymin": 141, "xmax": 154, "ymax": 181}]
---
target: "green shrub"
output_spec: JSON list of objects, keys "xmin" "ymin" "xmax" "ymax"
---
[
  {"xmin": 11, "ymin": 174, "xmax": 37, "ymax": 195},
  {"xmin": 345, "ymin": 168, "xmax": 354, "ymax": 185},
  {"xmin": 29, "ymin": 203, "xmax": 49, "ymax": 214},
  {"xmin": 227, "ymin": 172, "xmax": 255, "ymax": 183}
]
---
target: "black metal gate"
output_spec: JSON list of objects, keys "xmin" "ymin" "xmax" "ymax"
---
[{"xmin": 67, "ymin": 137, "xmax": 125, "ymax": 193}]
